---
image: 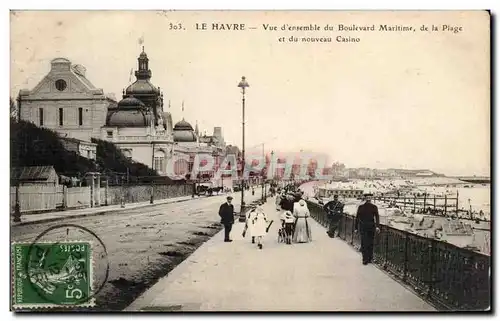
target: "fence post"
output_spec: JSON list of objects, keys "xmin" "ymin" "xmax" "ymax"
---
[
  {"xmin": 427, "ymin": 240, "xmax": 435, "ymax": 299},
  {"xmin": 455, "ymin": 191, "xmax": 459, "ymax": 217},
  {"xmin": 105, "ymin": 178, "xmax": 108, "ymax": 206},
  {"xmin": 403, "ymin": 233, "xmax": 409, "ymax": 282},
  {"xmin": 413, "ymin": 194, "xmax": 417, "ymax": 213},
  {"xmin": 403, "ymin": 196, "xmax": 406, "ymax": 212},
  {"xmin": 423, "ymin": 193, "xmax": 427, "ymax": 212},
  {"xmin": 444, "ymin": 195, "xmax": 448, "ymax": 217},
  {"xmin": 63, "ymin": 185, "xmax": 68, "ymax": 209},
  {"xmin": 351, "ymin": 216, "xmax": 355, "ymax": 245},
  {"xmin": 384, "ymin": 227, "xmax": 389, "ymax": 270},
  {"xmin": 433, "ymin": 196, "xmax": 436, "ymax": 211},
  {"xmin": 343, "ymin": 213, "xmax": 347, "ymax": 241},
  {"xmin": 13, "ymin": 183, "xmax": 21, "ymax": 222},
  {"xmin": 89, "ymin": 177, "xmax": 94, "ymax": 208}
]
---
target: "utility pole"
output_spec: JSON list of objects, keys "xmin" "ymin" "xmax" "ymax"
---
[{"xmin": 150, "ymin": 141, "xmax": 155, "ymax": 204}]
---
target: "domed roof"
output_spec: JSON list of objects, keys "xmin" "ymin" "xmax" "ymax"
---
[
  {"xmin": 117, "ymin": 96, "xmax": 145, "ymax": 109},
  {"xmin": 173, "ymin": 118, "xmax": 197, "ymax": 142},
  {"xmin": 173, "ymin": 130, "xmax": 197, "ymax": 143},
  {"xmin": 106, "ymin": 110, "xmax": 153, "ymax": 127},
  {"xmin": 174, "ymin": 119, "xmax": 194, "ymax": 131},
  {"xmin": 125, "ymin": 79, "xmax": 158, "ymax": 95}
]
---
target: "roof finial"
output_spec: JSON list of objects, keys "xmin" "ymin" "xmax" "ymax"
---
[
  {"xmin": 182, "ymin": 100, "xmax": 185, "ymax": 113},
  {"xmin": 142, "ymin": 46, "xmax": 145, "ymax": 52},
  {"xmin": 168, "ymin": 100, "xmax": 171, "ymax": 109}
]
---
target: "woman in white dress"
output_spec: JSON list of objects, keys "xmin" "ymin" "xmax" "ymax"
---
[
  {"xmin": 251, "ymin": 206, "xmax": 269, "ymax": 249},
  {"xmin": 293, "ymin": 199, "xmax": 312, "ymax": 243},
  {"xmin": 243, "ymin": 208, "xmax": 257, "ymax": 244}
]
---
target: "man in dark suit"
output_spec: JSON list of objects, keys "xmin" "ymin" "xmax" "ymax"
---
[
  {"xmin": 323, "ymin": 195, "xmax": 344, "ymax": 238},
  {"xmin": 219, "ymin": 196, "xmax": 235, "ymax": 242},
  {"xmin": 354, "ymin": 194, "xmax": 380, "ymax": 265}
]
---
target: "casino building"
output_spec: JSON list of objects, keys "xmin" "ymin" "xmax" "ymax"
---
[{"xmin": 19, "ymin": 47, "xmax": 227, "ymax": 180}]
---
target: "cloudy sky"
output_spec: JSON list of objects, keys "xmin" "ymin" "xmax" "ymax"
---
[{"xmin": 10, "ymin": 11, "xmax": 490, "ymax": 176}]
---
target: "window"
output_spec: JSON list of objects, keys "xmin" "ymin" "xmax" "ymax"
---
[
  {"xmin": 55, "ymin": 79, "xmax": 67, "ymax": 91},
  {"xmin": 78, "ymin": 108, "xmax": 83, "ymax": 126},
  {"xmin": 59, "ymin": 108, "xmax": 63, "ymax": 126},
  {"xmin": 39, "ymin": 108, "xmax": 44, "ymax": 126},
  {"xmin": 107, "ymin": 130, "xmax": 113, "ymax": 138},
  {"xmin": 153, "ymin": 150, "xmax": 165, "ymax": 173}
]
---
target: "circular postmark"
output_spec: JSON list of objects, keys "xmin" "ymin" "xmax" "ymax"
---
[{"xmin": 18, "ymin": 224, "xmax": 109, "ymax": 308}]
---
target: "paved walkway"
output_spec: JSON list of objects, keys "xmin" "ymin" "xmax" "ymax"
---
[{"xmin": 127, "ymin": 199, "xmax": 435, "ymax": 311}]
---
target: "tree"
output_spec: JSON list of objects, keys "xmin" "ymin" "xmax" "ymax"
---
[{"xmin": 10, "ymin": 97, "xmax": 18, "ymax": 120}]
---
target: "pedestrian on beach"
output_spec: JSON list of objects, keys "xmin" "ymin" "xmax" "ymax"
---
[
  {"xmin": 251, "ymin": 206, "xmax": 269, "ymax": 249},
  {"xmin": 219, "ymin": 196, "xmax": 235, "ymax": 242},
  {"xmin": 293, "ymin": 199, "xmax": 312, "ymax": 243},
  {"xmin": 323, "ymin": 195, "xmax": 344, "ymax": 238},
  {"xmin": 354, "ymin": 193, "xmax": 380, "ymax": 265}
]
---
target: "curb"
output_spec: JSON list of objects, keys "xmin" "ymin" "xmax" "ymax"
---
[{"xmin": 12, "ymin": 195, "xmax": 212, "ymax": 227}]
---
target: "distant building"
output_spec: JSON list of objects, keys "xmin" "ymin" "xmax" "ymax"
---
[
  {"xmin": 59, "ymin": 136, "xmax": 97, "ymax": 160},
  {"xmin": 18, "ymin": 58, "xmax": 113, "ymax": 142}
]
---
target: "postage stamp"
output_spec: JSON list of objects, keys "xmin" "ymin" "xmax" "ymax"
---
[{"xmin": 12, "ymin": 241, "xmax": 95, "ymax": 309}]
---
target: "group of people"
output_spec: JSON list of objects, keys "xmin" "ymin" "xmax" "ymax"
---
[
  {"xmin": 218, "ymin": 187, "xmax": 381, "ymax": 265},
  {"xmin": 323, "ymin": 193, "xmax": 380, "ymax": 265}
]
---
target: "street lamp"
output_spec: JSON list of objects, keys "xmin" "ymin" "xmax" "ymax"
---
[{"xmin": 238, "ymin": 76, "xmax": 249, "ymax": 213}]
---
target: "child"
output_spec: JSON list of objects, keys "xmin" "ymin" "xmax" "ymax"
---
[{"xmin": 280, "ymin": 210, "xmax": 295, "ymax": 244}]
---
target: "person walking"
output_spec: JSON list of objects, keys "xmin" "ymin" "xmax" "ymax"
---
[
  {"xmin": 219, "ymin": 196, "xmax": 235, "ymax": 242},
  {"xmin": 354, "ymin": 194, "xmax": 380, "ymax": 265},
  {"xmin": 251, "ymin": 206, "xmax": 269, "ymax": 249},
  {"xmin": 243, "ymin": 207, "xmax": 257, "ymax": 244},
  {"xmin": 280, "ymin": 210, "xmax": 295, "ymax": 244},
  {"xmin": 293, "ymin": 199, "xmax": 312, "ymax": 243},
  {"xmin": 323, "ymin": 195, "xmax": 344, "ymax": 238}
]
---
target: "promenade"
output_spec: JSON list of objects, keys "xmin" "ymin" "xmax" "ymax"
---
[{"xmin": 127, "ymin": 199, "xmax": 435, "ymax": 311}]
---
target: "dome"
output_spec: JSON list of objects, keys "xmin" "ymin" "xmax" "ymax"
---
[
  {"xmin": 106, "ymin": 110, "xmax": 153, "ymax": 127},
  {"xmin": 117, "ymin": 96, "xmax": 145, "ymax": 109},
  {"xmin": 173, "ymin": 130, "xmax": 197, "ymax": 143},
  {"xmin": 173, "ymin": 118, "xmax": 197, "ymax": 142},
  {"xmin": 125, "ymin": 79, "xmax": 158, "ymax": 95},
  {"xmin": 173, "ymin": 119, "xmax": 194, "ymax": 131}
]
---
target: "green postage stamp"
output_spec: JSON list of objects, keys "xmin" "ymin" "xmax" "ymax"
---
[{"xmin": 12, "ymin": 241, "xmax": 95, "ymax": 309}]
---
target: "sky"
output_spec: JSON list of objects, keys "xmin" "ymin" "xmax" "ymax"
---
[{"xmin": 10, "ymin": 10, "xmax": 490, "ymax": 176}]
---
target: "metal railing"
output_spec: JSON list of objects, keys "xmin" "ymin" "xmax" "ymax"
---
[{"xmin": 307, "ymin": 201, "xmax": 490, "ymax": 311}]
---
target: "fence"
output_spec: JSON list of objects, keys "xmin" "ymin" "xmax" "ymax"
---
[
  {"xmin": 307, "ymin": 201, "xmax": 490, "ymax": 311},
  {"xmin": 10, "ymin": 185, "xmax": 58, "ymax": 213},
  {"xmin": 11, "ymin": 183, "xmax": 193, "ymax": 214}
]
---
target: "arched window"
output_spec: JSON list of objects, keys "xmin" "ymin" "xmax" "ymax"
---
[{"xmin": 154, "ymin": 150, "xmax": 166, "ymax": 174}]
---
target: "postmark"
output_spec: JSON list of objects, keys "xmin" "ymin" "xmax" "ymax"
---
[{"xmin": 12, "ymin": 224, "xmax": 109, "ymax": 310}]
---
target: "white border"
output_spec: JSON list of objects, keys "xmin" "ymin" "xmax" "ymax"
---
[{"xmin": 2, "ymin": 1, "xmax": 497, "ymax": 320}]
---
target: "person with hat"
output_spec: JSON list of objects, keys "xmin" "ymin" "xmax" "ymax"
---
[
  {"xmin": 251, "ymin": 206, "xmax": 270, "ymax": 249},
  {"xmin": 219, "ymin": 196, "xmax": 235, "ymax": 242},
  {"xmin": 354, "ymin": 193, "xmax": 380, "ymax": 265},
  {"xmin": 323, "ymin": 194, "xmax": 344, "ymax": 238}
]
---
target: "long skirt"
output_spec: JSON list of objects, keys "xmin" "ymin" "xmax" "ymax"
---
[{"xmin": 293, "ymin": 217, "xmax": 312, "ymax": 243}]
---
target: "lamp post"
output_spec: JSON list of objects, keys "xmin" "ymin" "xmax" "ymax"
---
[
  {"xmin": 271, "ymin": 150, "xmax": 275, "ymax": 187},
  {"xmin": 238, "ymin": 76, "xmax": 249, "ymax": 212},
  {"xmin": 150, "ymin": 141, "xmax": 155, "ymax": 204}
]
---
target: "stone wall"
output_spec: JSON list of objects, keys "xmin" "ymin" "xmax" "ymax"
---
[{"xmin": 103, "ymin": 184, "xmax": 193, "ymax": 205}]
